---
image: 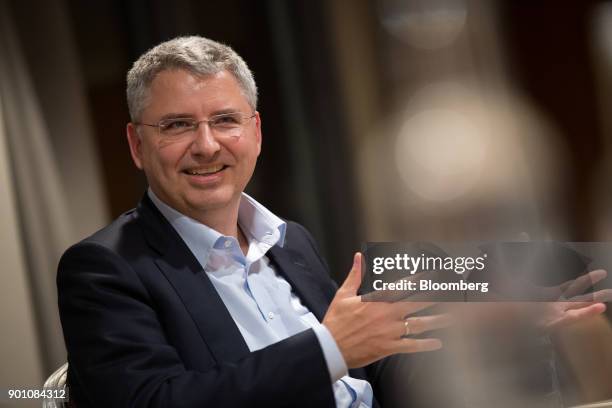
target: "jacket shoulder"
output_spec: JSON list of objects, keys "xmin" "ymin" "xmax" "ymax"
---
[{"xmin": 68, "ymin": 206, "xmax": 149, "ymax": 254}]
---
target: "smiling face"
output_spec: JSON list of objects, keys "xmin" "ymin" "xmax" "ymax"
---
[{"xmin": 126, "ymin": 69, "xmax": 261, "ymax": 220}]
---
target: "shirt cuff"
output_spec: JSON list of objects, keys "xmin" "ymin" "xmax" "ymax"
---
[{"xmin": 311, "ymin": 324, "xmax": 348, "ymax": 383}]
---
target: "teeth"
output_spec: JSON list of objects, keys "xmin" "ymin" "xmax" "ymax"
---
[{"xmin": 187, "ymin": 165, "xmax": 223, "ymax": 175}]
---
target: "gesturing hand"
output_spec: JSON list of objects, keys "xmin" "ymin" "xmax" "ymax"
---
[
  {"xmin": 322, "ymin": 252, "xmax": 450, "ymax": 368},
  {"xmin": 537, "ymin": 269, "xmax": 611, "ymax": 330}
]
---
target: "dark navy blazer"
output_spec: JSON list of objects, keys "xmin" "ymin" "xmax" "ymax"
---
[{"xmin": 58, "ymin": 194, "xmax": 374, "ymax": 407}]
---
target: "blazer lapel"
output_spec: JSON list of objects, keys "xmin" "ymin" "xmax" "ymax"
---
[
  {"xmin": 268, "ymin": 246, "xmax": 331, "ymax": 321},
  {"xmin": 135, "ymin": 195, "xmax": 251, "ymax": 364}
]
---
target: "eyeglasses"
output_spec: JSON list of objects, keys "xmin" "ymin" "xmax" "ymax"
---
[{"xmin": 135, "ymin": 112, "xmax": 256, "ymax": 139}]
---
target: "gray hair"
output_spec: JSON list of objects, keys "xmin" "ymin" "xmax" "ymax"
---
[{"xmin": 126, "ymin": 36, "xmax": 257, "ymax": 122}]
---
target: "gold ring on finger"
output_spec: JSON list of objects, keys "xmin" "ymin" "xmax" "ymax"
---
[{"xmin": 404, "ymin": 319, "xmax": 411, "ymax": 336}]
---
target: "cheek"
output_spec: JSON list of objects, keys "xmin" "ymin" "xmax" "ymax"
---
[
  {"xmin": 145, "ymin": 140, "xmax": 190, "ymax": 173},
  {"xmin": 235, "ymin": 148, "xmax": 258, "ymax": 176},
  {"xmin": 236, "ymin": 136, "xmax": 260, "ymax": 160}
]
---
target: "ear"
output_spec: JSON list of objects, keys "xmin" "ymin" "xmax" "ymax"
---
[
  {"xmin": 126, "ymin": 123, "xmax": 144, "ymax": 170},
  {"xmin": 254, "ymin": 111, "xmax": 262, "ymax": 156}
]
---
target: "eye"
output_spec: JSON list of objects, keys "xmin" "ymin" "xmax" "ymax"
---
[
  {"xmin": 211, "ymin": 114, "xmax": 240, "ymax": 127},
  {"xmin": 160, "ymin": 119, "xmax": 194, "ymax": 132}
]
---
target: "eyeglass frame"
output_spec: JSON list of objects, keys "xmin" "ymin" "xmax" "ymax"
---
[{"xmin": 133, "ymin": 111, "xmax": 257, "ymax": 138}]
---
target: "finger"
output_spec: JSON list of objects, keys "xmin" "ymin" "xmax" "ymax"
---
[
  {"xmin": 338, "ymin": 252, "xmax": 362, "ymax": 296},
  {"xmin": 593, "ymin": 289, "xmax": 612, "ymax": 303},
  {"xmin": 567, "ymin": 289, "xmax": 612, "ymax": 303},
  {"xmin": 390, "ymin": 300, "xmax": 436, "ymax": 318},
  {"xmin": 403, "ymin": 314, "xmax": 453, "ymax": 336},
  {"xmin": 392, "ymin": 338, "xmax": 442, "ymax": 354},
  {"xmin": 561, "ymin": 301, "xmax": 594, "ymax": 311},
  {"xmin": 547, "ymin": 303, "xmax": 606, "ymax": 330},
  {"xmin": 557, "ymin": 280, "xmax": 573, "ymax": 293},
  {"xmin": 561, "ymin": 269, "xmax": 607, "ymax": 299}
]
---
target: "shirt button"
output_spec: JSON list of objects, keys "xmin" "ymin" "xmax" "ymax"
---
[
  {"xmin": 224, "ymin": 240, "xmax": 232, "ymax": 248},
  {"xmin": 267, "ymin": 312, "xmax": 275, "ymax": 320}
]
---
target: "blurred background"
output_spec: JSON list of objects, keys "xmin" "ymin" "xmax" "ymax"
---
[{"xmin": 1, "ymin": 0, "xmax": 612, "ymax": 406}]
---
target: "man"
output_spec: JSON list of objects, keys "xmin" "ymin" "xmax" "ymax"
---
[{"xmin": 57, "ymin": 36, "xmax": 448, "ymax": 407}]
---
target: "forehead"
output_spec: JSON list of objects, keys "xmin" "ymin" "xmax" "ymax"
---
[{"xmin": 143, "ymin": 69, "xmax": 249, "ymax": 118}]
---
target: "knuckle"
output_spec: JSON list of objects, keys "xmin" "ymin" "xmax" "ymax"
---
[
  {"xmin": 407, "ymin": 318, "xmax": 422, "ymax": 334},
  {"xmin": 378, "ymin": 341, "xmax": 394, "ymax": 356},
  {"xmin": 368, "ymin": 335, "xmax": 391, "ymax": 354},
  {"xmin": 372, "ymin": 307, "xmax": 388, "ymax": 321}
]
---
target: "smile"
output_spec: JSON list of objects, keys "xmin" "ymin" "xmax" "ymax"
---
[{"xmin": 183, "ymin": 165, "xmax": 227, "ymax": 176}]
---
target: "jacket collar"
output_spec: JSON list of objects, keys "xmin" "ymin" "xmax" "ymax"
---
[
  {"xmin": 146, "ymin": 188, "xmax": 287, "ymax": 270},
  {"xmin": 267, "ymin": 244, "xmax": 330, "ymax": 321},
  {"xmin": 135, "ymin": 194, "xmax": 251, "ymax": 363}
]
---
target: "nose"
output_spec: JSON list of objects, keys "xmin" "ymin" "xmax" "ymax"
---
[{"xmin": 190, "ymin": 122, "xmax": 221, "ymax": 158}]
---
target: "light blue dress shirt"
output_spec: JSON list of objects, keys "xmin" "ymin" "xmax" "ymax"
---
[{"xmin": 149, "ymin": 189, "xmax": 373, "ymax": 408}]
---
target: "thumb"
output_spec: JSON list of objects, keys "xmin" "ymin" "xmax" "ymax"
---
[{"xmin": 339, "ymin": 252, "xmax": 363, "ymax": 296}]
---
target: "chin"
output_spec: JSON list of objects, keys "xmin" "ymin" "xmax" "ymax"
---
[{"xmin": 185, "ymin": 190, "xmax": 237, "ymax": 211}]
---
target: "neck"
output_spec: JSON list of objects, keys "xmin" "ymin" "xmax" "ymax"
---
[
  {"xmin": 191, "ymin": 200, "xmax": 241, "ymax": 238},
  {"xmin": 150, "ymin": 189, "xmax": 243, "ymax": 236}
]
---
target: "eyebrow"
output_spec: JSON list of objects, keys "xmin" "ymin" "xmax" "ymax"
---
[
  {"xmin": 209, "ymin": 108, "xmax": 242, "ymax": 116},
  {"xmin": 157, "ymin": 109, "xmax": 243, "ymax": 122},
  {"xmin": 158, "ymin": 113, "xmax": 196, "ymax": 121}
]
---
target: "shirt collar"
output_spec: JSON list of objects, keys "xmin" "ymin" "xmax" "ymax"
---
[{"xmin": 147, "ymin": 188, "xmax": 286, "ymax": 266}]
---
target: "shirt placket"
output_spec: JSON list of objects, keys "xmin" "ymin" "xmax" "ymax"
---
[{"xmin": 243, "ymin": 245, "xmax": 289, "ymax": 338}]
